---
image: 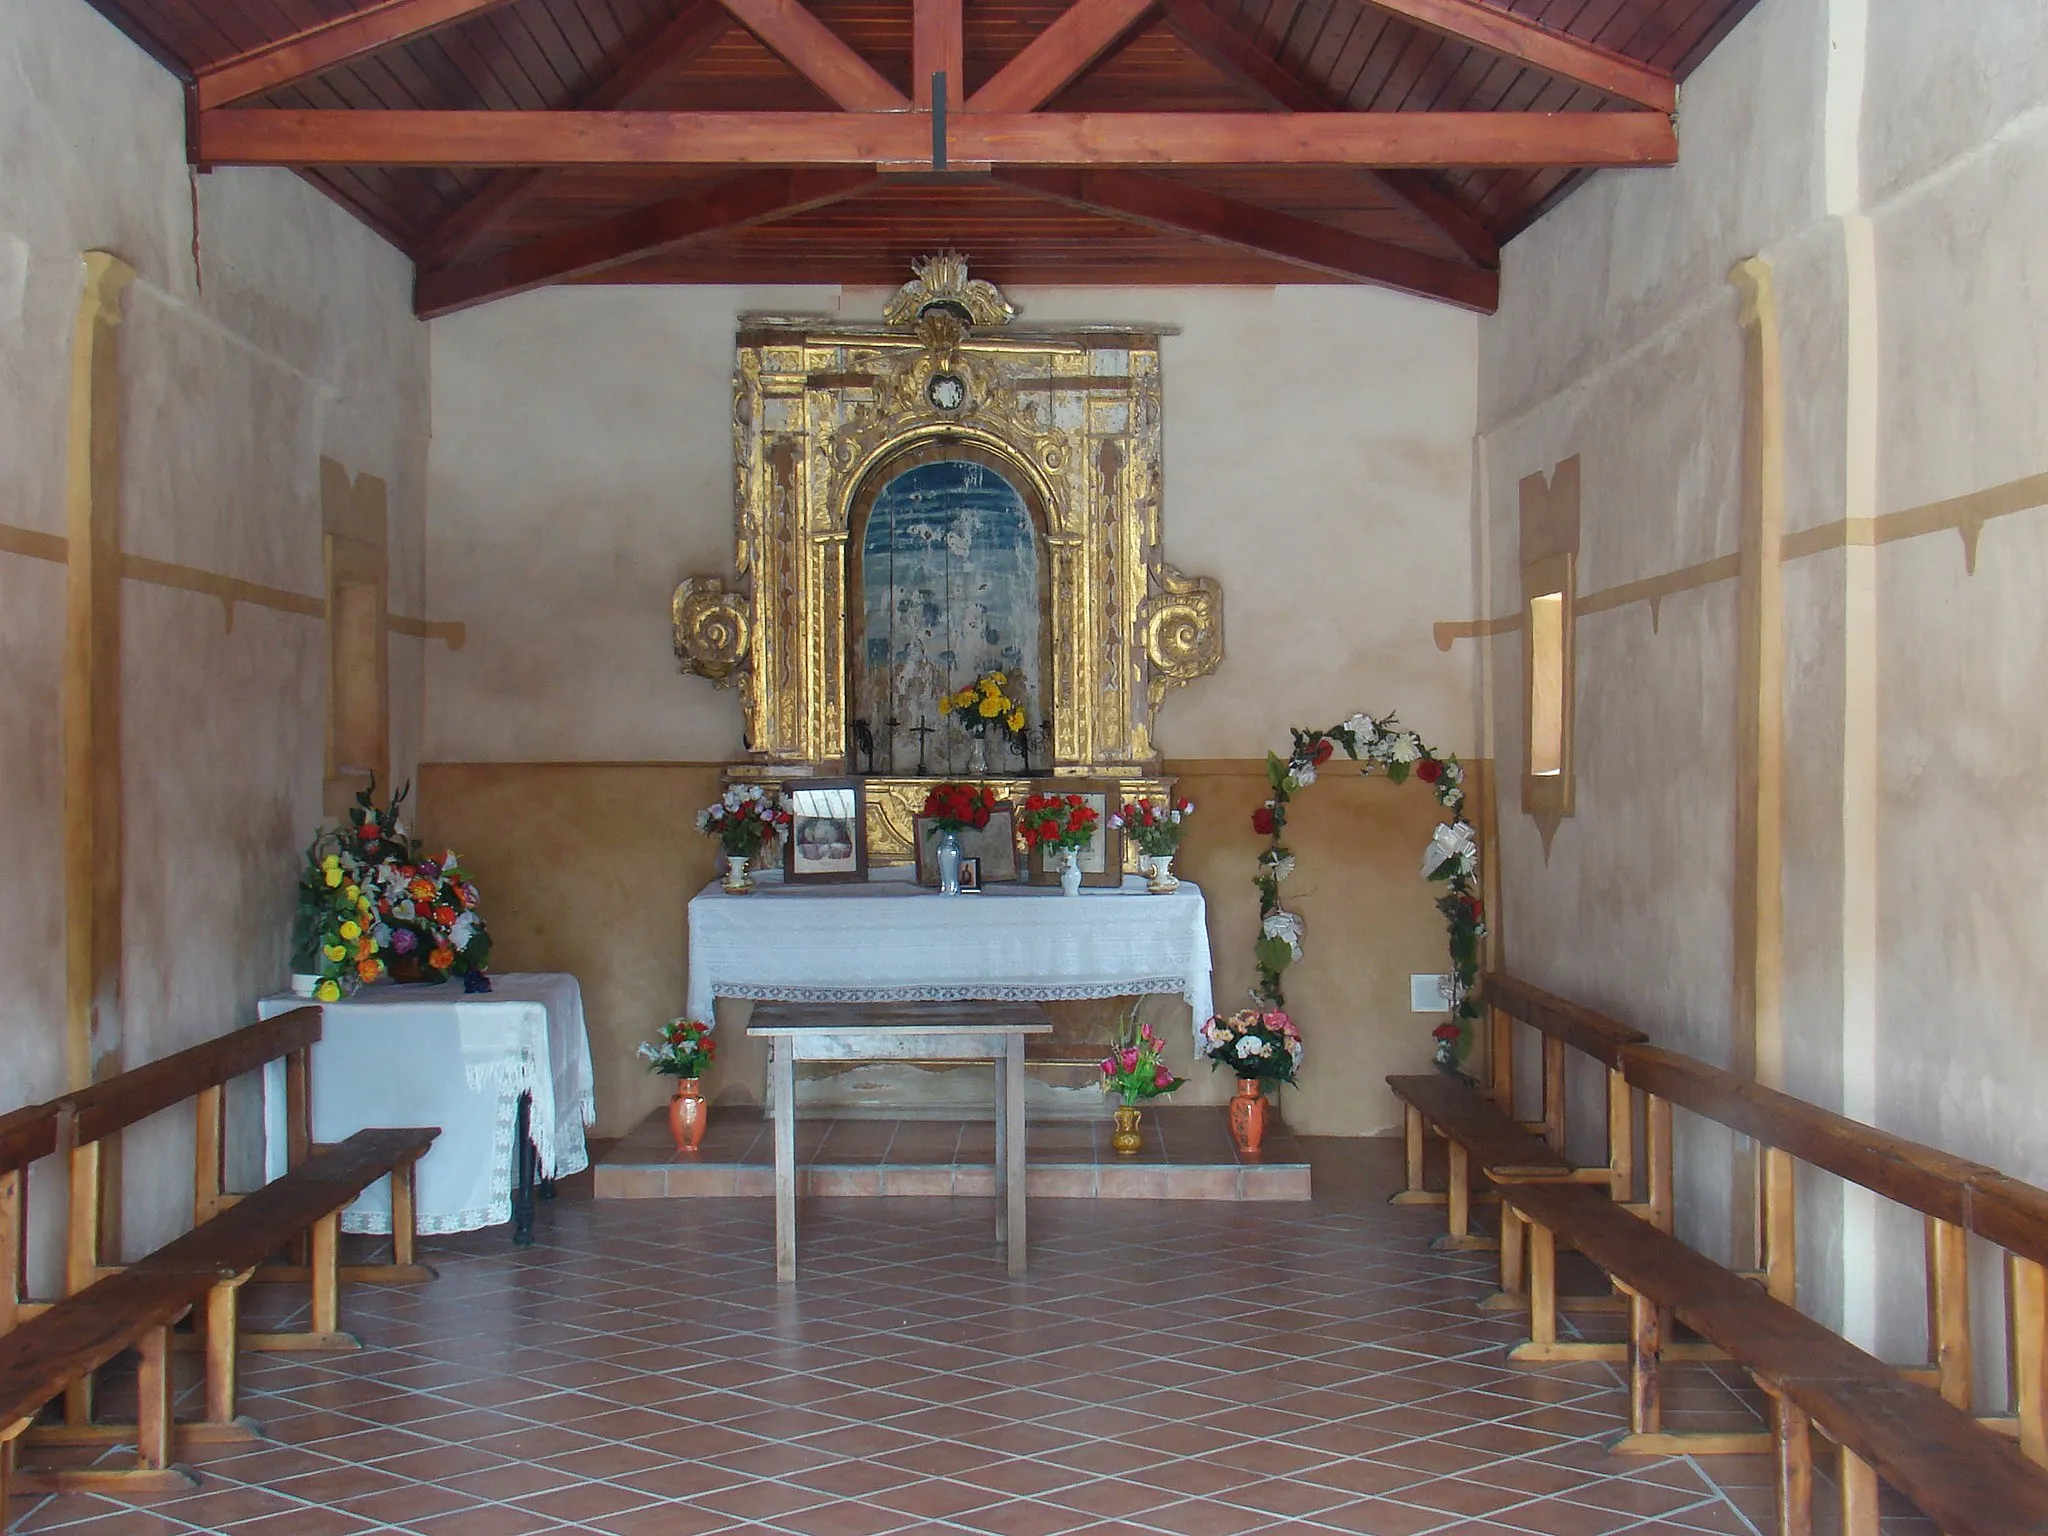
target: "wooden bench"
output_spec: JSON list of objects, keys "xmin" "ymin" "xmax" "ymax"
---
[
  {"xmin": 1483, "ymin": 1034, "xmax": 2048, "ymax": 1534},
  {"xmin": 1497, "ymin": 1177, "xmax": 2048, "ymax": 1536},
  {"xmin": 1388, "ymin": 971, "xmax": 1646, "ymax": 1266},
  {"xmin": 0, "ymin": 1011, "xmax": 436, "ymax": 1515}
]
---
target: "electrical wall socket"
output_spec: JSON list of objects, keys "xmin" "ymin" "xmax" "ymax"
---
[{"xmin": 1410, "ymin": 974, "xmax": 1451, "ymax": 1013}]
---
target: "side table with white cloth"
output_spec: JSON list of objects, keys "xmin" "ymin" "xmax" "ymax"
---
[
  {"xmin": 686, "ymin": 870, "xmax": 1214, "ymax": 1030},
  {"xmin": 260, "ymin": 972, "xmax": 597, "ymax": 1245}
]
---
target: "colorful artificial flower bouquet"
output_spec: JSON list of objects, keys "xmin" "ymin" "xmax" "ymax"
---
[
  {"xmin": 695, "ymin": 783, "xmax": 792, "ymax": 859},
  {"xmin": 293, "ymin": 833, "xmax": 382, "ymax": 1000},
  {"xmin": 943, "ymin": 670, "xmax": 1027, "ymax": 739},
  {"xmin": 1112, "ymin": 796, "xmax": 1195, "ymax": 857},
  {"xmin": 921, "ymin": 781, "xmax": 998, "ymax": 834},
  {"xmin": 1200, "ymin": 1008, "xmax": 1303, "ymax": 1085},
  {"xmin": 1017, "ymin": 792, "xmax": 1099, "ymax": 856},
  {"xmin": 1099, "ymin": 1015, "xmax": 1185, "ymax": 1106},
  {"xmin": 294, "ymin": 782, "xmax": 492, "ymax": 996},
  {"xmin": 639, "ymin": 1017, "xmax": 716, "ymax": 1080},
  {"xmin": 345, "ymin": 784, "xmax": 493, "ymax": 987}
]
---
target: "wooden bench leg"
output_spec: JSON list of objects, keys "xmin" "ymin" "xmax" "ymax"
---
[
  {"xmin": 137, "ymin": 1326, "xmax": 173, "ymax": 1472},
  {"xmin": 240, "ymin": 1212, "xmax": 361, "ymax": 1352},
  {"xmin": 1629, "ymin": 1288, "xmax": 1664, "ymax": 1436},
  {"xmin": 1774, "ymin": 1394, "xmax": 1814, "ymax": 1536},
  {"xmin": 1506, "ymin": 1214, "xmax": 1626, "ymax": 1363},
  {"xmin": 2013, "ymin": 1253, "xmax": 2048, "ymax": 1466},
  {"xmin": 1838, "ymin": 1446, "xmax": 1879, "ymax": 1536},
  {"xmin": 15, "ymin": 1332, "xmax": 199, "ymax": 1496},
  {"xmin": 391, "ymin": 1158, "xmax": 419, "ymax": 1269},
  {"xmin": 1389, "ymin": 1105, "xmax": 1446, "ymax": 1207},
  {"xmin": 1431, "ymin": 1143, "xmax": 1497, "ymax": 1253},
  {"xmin": 1481, "ymin": 1201, "xmax": 1528, "ymax": 1311}
]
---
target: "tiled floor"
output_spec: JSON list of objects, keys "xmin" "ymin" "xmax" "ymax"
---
[
  {"xmin": 594, "ymin": 1108, "xmax": 1311, "ymax": 1201},
  {"xmin": 9, "ymin": 1141, "xmax": 1926, "ymax": 1536}
]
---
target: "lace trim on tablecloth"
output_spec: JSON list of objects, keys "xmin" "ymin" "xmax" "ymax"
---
[{"xmin": 713, "ymin": 978, "xmax": 1194, "ymax": 1006}]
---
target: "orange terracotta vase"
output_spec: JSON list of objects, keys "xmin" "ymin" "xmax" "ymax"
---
[
  {"xmin": 1228, "ymin": 1079, "xmax": 1270, "ymax": 1156},
  {"xmin": 668, "ymin": 1078, "xmax": 708, "ymax": 1153}
]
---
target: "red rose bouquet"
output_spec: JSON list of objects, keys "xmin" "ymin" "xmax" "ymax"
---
[
  {"xmin": 1111, "ymin": 796, "xmax": 1194, "ymax": 858},
  {"xmin": 1017, "ymin": 792, "xmax": 1099, "ymax": 855},
  {"xmin": 1099, "ymin": 1016, "xmax": 1185, "ymax": 1107},
  {"xmin": 922, "ymin": 781, "xmax": 997, "ymax": 834}
]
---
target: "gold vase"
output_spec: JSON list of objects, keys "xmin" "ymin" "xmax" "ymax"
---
[{"xmin": 1111, "ymin": 1104, "xmax": 1143, "ymax": 1156}]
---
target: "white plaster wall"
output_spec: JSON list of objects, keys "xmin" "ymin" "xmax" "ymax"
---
[
  {"xmin": 1478, "ymin": 0, "xmax": 2048, "ymax": 1356},
  {"xmin": 425, "ymin": 283, "xmax": 1477, "ymax": 763},
  {"xmin": 0, "ymin": 0, "xmax": 428, "ymax": 1258}
]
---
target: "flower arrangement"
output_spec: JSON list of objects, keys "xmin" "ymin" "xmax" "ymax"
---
[
  {"xmin": 639, "ymin": 1017, "xmax": 716, "ymax": 1079},
  {"xmin": 1245, "ymin": 710, "xmax": 1482, "ymax": 1070},
  {"xmin": 1200, "ymin": 1008, "xmax": 1302, "ymax": 1084},
  {"xmin": 943, "ymin": 670, "xmax": 1027, "ymax": 738},
  {"xmin": 921, "ymin": 781, "xmax": 998, "ymax": 834},
  {"xmin": 293, "ymin": 833, "xmax": 381, "ymax": 1000},
  {"xmin": 1016, "ymin": 792, "xmax": 1099, "ymax": 856},
  {"xmin": 1111, "ymin": 797, "xmax": 1194, "ymax": 858},
  {"xmin": 1099, "ymin": 1015, "xmax": 1185, "ymax": 1106},
  {"xmin": 696, "ymin": 784, "xmax": 791, "ymax": 859},
  {"xmin": 344, "ymin": 784, "xmax": 493, "ymax": 987},
  {"xmin": 293, "ymin": 782, "xmax": 492, "ymax": 996}
]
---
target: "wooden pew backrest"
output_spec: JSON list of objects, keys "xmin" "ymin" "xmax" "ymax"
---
[
  {"xmin": 1483, "ymin": 971, "xmax": 1649, "ymax": 1071},
  {"xmin": 61, "ymin": 1008, "xmax": 321, "ymax": 1146},
  {"xmin": 1619, "ymin": 1044, "xmax": 1989, "ymax": 1226}
]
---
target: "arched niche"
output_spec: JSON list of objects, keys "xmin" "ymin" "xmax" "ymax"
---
[{"xmin": 846, "ymin": 437, "xmax": 1056, "ymax": 778}]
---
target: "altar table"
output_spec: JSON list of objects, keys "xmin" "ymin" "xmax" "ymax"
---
[
  {"xmin": 749, "ymin": 1000, "xmax": 1052, "ymax": 1280},
  {"xmin": 260, "ymin": 973, "xmax": 597, "ymax": 1240},
  {"xmin": 686, "ymin": 872, "xmax": 1214, "ymax": 1027}
]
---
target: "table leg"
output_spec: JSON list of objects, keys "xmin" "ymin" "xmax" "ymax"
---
[
  {"xmin": 993, "ymin": 1051, "xmax": 1009, "ymax": 1247},
  {"xmin": 511, "ymin": 1090, "xmax": 536, "ymax": 1247},
  {"xmin": 772, "ymin": 1040, "xmax": 797, "ymax": 1282},
  {"xmin": 1004, "ymin": 1032, "xmax": 1027, "ymax": 1276}
]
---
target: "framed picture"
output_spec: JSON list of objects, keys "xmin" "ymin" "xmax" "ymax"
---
[
  {"xmin": 783, "ymin": 778, "xmax": 867, "ymax": 884},
  {"xmin": 1024, "ymin": 780, "xmax": 1124, "ymax": 888},
  {"xmin": 957, "ymin": 857, "xmax": 983, "ymax": 893},
  {"xmin": 913, "ymin": 807, "xmax": 1020, "ymax": 885}
]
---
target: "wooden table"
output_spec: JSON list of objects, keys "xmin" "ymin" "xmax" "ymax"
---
[{"xmin": 747, "ymin": 1000, "xmax": 1053, "ymax": 1280}]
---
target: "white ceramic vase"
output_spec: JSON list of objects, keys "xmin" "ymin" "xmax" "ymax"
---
[
  {"xmin": 1146, "ymin": 853, "xmax": 1179, "ymax": 894},
  {"xmin": 722, "ymin": 854, "xmax": 755, "ymax": 894},
  {"xmin": 937, "ymin": 829, "xmax": 964, "ymax": 895},
  {"xmin": 1058, "ymin": 849, "xmax": 1083, "ymax": 897}
]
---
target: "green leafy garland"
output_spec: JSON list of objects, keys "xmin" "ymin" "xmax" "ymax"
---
[{"xmin": 1249, "ymin": 712, "xmax": 1485, "ymax": 1062}]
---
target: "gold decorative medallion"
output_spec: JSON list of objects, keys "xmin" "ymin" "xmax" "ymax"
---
[{"xmin": 671, "ymin": 576, "xmax": 750, "ymax": 687}]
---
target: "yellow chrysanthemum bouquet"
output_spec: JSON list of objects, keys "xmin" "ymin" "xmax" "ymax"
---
[
  {"xmin": 942, "ymin": 670, "xmax": 1028, "ymax": 741},
  {"xmin": 293, "ymin": 831, "xmax": 381, "ymax": 1001}
]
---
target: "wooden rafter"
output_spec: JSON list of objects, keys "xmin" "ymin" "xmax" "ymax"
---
[
  {"xmin": 1363, "ymin": 0, "xmax": 1678, "ymax": 112},
  {"xmin": 196, "ymin": 108, "xmax": 1679, "ymax": 169},
  {"xmin": 1159, "ymin": 0, "xmax": 1498, "ymax": 268},
  {"xmin": 966, "ymin": 0, "xmax": 1160, "ymax": 113},
  {"xmin": 414, "ymin": 169, "xmax": 878, "ymax": 318},
  {"xmin": 412, "ymin": 0, "xmax": 733, "ymax": 269},
  {"xmin": 998, "ymin": 167, "xmax": 1498, "ymax": 309},
  {"xmin": 716, "ymin": 0, "xmax": 909, "ymax": 111},
  {"xmin": 914, "ymin": 0, "xmax": 965, "ymax": 109},
  {"xmin": 194, "ymin": 0, "xmax": 516, "ymax": 111}
]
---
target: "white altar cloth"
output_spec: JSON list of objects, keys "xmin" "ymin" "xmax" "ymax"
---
[
  {"xmin": 259, "ymin": 973, "xmax": 597, "ymax": 1236},
  {"xmin": 686, "ymin": 873, "xmax": 1214, "ymax": 1026}
]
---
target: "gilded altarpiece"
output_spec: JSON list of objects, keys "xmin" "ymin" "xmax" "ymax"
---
[{"xmin": 675, "ymin": 264, "xmax": 1223, "ymax": 863}]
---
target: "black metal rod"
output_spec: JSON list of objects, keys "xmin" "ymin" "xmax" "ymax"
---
[{"xmin": 932, "ymin": 70, "xmax": 947, "ymax": 170}]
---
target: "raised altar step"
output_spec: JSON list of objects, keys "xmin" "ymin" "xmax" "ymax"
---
[{"xmin": 594, "ymin": 1105, "xmax": 1311, "ymax": 1201}]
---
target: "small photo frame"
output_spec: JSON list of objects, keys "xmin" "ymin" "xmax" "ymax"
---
[
  {"xmin": 783, "ymin": 778, "xmax": 867, "ymax": 884},
  {"xmin": 957, "ymin": 857, "xmax": 983, "ymax": 893},
  {"xmin": 1025, "ymin": 780, "xmax": 1124, "ymax": 888},
  {"xmin": 914, "ymin": 807, "xmax": 1020, "ymax": 885}
]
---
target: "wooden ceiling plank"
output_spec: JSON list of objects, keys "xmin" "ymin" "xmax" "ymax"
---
[
  {"xmin": 196, "ymin": 105, "xmax": 1679, "ymax": 168},
  {"xmin": 966, "ymin": 0, "xmax": 1160, "ymax": 113},
  {"xmin": 914, "ymin": 0, "xmax": 965, "ymax": 107},
  {"xmin": 1359, "ymin": 0, "xmax": 1675, "ymax": 110},
  {"xmin": 1158, "ymin": 0, "xmax": 1496, "ymax": 265},
  {"xmin": 997, "ymin": 166, "xmax": 1496, "ymax": 308},
  {"xmin": 195, "ymin": 0, "xmax": 523, "ymax": 109},
  {"xmin": 716, "ymin": 0, "xmax": 909, "ymax": 110},
  {"xmin": 413, "ymin": 0, "xmax": 733, "ymax": 267},
  {"xmin": 414, "ymin": 167, "xmax": 878, "ymax": 315}
]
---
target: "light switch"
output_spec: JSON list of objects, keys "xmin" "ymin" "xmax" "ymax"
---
[{"xmin": 1410, "ymin": 974, "xmax": 1451, "ymax": 1013}]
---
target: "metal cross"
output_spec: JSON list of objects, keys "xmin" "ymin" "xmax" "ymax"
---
[{"xmin": 909, "ymin": 716, "xmax": 936, "ymax": 776}]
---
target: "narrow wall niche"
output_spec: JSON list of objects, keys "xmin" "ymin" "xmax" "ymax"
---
[
  {"xmin": 1519, "ymin": 457, "xmax": 1580, "ymax": 853},
  {"xmin": 321, "ymin": 458, "xmax": 390, "ymax": 817}
]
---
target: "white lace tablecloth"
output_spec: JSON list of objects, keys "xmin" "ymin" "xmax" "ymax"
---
[
  {"xmin": 686, "ymin": 873, "xmax": 1214, "ymax": 1026},
  {"xmin": 259, "ymin": 973, "xmax": 597, "ymax": 1235}
]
